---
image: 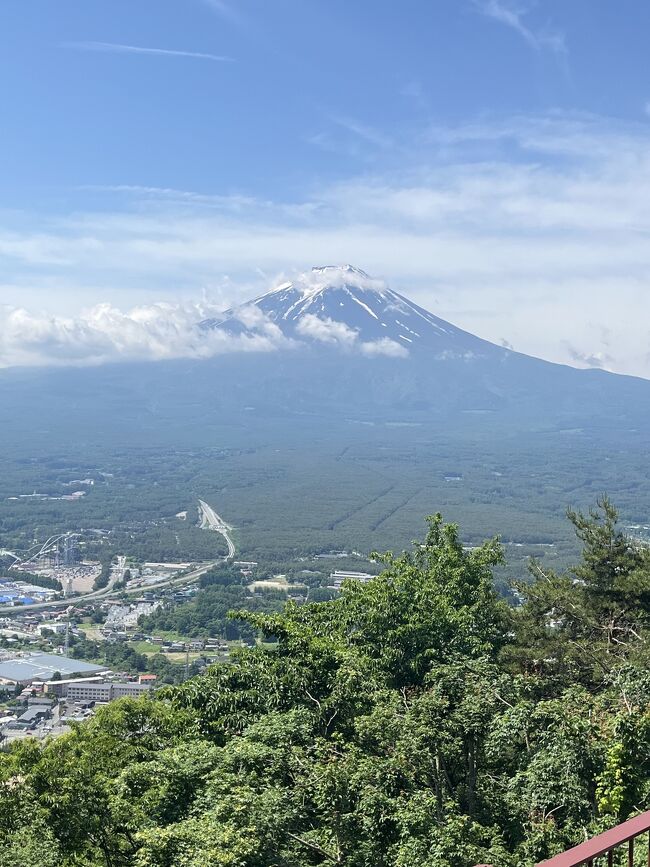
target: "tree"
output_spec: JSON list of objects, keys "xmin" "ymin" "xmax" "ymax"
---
[
  {"xmin": 508, "ymin": 497, "xmax": 650, "ymax": 686},
  {"xmin": 6, "ymin": 505, "xmax": 650, "ymax": 867}
]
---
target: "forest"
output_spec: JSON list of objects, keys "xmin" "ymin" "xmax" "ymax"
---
[
  {"xmin": 140, "ymin": 580, "xmax": 284, "ymax": 641},
  {"xmin": 3, "ymin": 498, "xmax": 650, "ymax": 866},
  {"xmin": 3, "ymin": 415, "xmax": 650, "ymax": 587}
]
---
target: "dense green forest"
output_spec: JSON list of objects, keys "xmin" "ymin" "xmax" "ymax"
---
[
  {"xmin": 3, "ymin": 417, "xmax": 650, "ymax": 583},
  {"xmin": 140, "ymin": 580, "xmax": 285, "ymax": 641},
  {"xmin": 3, "ymin": 499, "xmax": 650, "ymax": 866}
]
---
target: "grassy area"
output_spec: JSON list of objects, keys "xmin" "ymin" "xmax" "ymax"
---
[
  {"xmin": 76, "ymin": 620, "xmax": 96, "ymax": 632},
  {"xmin": 163, "ymin": 651, "xmax": 205, "ymax": 664},
  {"xmin": 129, "ymin": 640, "xmax": 161, "ymax": 654}
]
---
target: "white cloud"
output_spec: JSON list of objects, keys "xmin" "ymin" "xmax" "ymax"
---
[
  {"xmin": 295, "ymin": 314, "xmax": 359, "ymax": 349},
  {"xmin": 288, "ymin": 265, "xmax": 387, "ymax": 295},
  {"xmin": 0, "ymin": 300, "xmax": 287, "ymax": 368},
  {"xmin": 4, "ymin": 113, "xmax": 650, "ymax": 376},
  {"xmin": 0, "ymin": 287, "xmax": 410, "ymax": 368},
  {"xmin": 295, "ymin": 313, "xmax": 409, "ymax": 358},
  {"xmin": 202, "ymin": 0, "xmax": 236, "ymax": 18},
  {"xmin": 65, "ymin": 42, "xmax": 233, "ymax": 62},
  {"xmin": 233, "ymin": 303, "xmax": 292, "ymax": 344},
  {"xmin": 360, "ymin": 338, "xmax": 409, "ymax": 358},
  {"xmin": 564, "ymin": 344, "xmax": 613, "ymax": 370},
  {"xmin": 329, "ymin": 117, "xmax": 394, "ymax": 150},
  {"xmin": 0, "ymin": 296, "xmax": 408, "ymax": 368},
  {"xmin": 200, "ymin": 0, "xmax": 247, "ymax": 29}
]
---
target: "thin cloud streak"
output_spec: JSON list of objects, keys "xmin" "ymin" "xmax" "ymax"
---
[
  {"xmin": 65, "ymin": 41, "xmax": 233, "ymax": 62},
  {"xmin": 202, "ymin": 0, "xmax": 234, "ymax": 15},
  {"xmin": 330, "ymin": 116, "xmax": 395, "ymax": 150},
  {"xmin": 473, "ymin": 0, "xmax": 566, "ymax": 55},
  {"xmin": 200, "ymin": 0, "xmax": 245, "ymax": 27}
]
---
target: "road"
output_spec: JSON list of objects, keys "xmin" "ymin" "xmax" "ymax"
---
[
  {"xmin": 198, "ymin": 499, "xmax": 236, "ymax": 560},
  {"xmin": 0, "ymin": 502, "xmax": 236, "ymax": 616},
  {"xmin": 0, "ymin": 554, "xmax": 127, "ymax": 615}
]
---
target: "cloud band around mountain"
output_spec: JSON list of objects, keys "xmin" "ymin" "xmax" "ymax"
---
[{"xmin": 0, "ymin": 294, "xmax": 408, "ymax": 368}]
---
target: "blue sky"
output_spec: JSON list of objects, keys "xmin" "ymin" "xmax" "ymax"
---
[{"xmin": 2, "ymin": 0, "xmax": 650, "ymax": 374}]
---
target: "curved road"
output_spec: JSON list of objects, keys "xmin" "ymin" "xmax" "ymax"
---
[{"xmin": 198, "ymin": 499, "xmax": 236, "ymax": 560}]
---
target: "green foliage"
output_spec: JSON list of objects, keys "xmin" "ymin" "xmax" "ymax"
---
[
  {"xmin": 69, "ymin": 638, "xmax": 190, "ymax": 684},
  {"xmin": 199, "ymin": 565, "xmax": 243, "ymax": 588},
  {"xmin": 141, "ymin": 583, "xmax": 283, "ymax": 640},
  {"xmin": 93, "ymin": 555, "xmax": 112, "ymax": 591},
  {"xmin": 0, "ymin": 568, "xmax": 61, "ymax": 592},
  {"xmin": 6, "ymin": 504, "xmax": 650, "ymax": 866}
]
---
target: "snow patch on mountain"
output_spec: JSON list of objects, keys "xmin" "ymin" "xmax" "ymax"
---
[{"xmin": 213, "ymin": 264, "xmax": 500, "ymax": 360}]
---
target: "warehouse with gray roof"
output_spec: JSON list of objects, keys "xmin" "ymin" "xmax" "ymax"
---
[{"xmin": 0, "ymin": 653, "xmax": 107, "ymax": 686}]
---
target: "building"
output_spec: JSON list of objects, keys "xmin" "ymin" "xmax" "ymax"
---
[
  {"xmin": 10, "ymin": 706, "xmax": 50, "ymax": 730},
  {"xmin": 65, "ymin": 680, "xmax": 152, "ymax": 703},
  {"xmin": 43, "ymin": 675, "xmax": 106, "ymax": 698},
  {"xmin": 36, "ymin": 622, "xmax": 68, "ymax": 636},
  {"xmin": 328, "ymin": 570, "xmax": 376, "ymax": 590},
  {"xmin": 0, "ymin": 580, "xmax": 57, "ymax": 605},
  {"xmin": 104, "ymin": 601, "xmax": 161, "ymax": 629},
  {"xmin": 0, "ymin": 653, "xmax": 107, "ymax": 686},
  {"xmin": 27, "ymin": 696, "xmax": 55, "ymax": 709}
]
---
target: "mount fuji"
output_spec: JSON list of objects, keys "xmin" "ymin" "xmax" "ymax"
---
[
  {"xmin": 2, "ymin": 265, "xmax": 650, "ymax": 569},
  {"xmin": 178, "ymin": 263, "xmax": 647, "ymax": 428},
  {"xmin": 204, "ymin": 265, "xmax": 504, "ymax": 362},
  {"xmin": 2, "ymin": 264, "xmax": 650, "ymax": 445}
]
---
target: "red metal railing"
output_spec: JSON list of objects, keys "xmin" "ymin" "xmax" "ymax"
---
[{"xmin": 474, "ymin": 808, "xmax": 650, "ymax": 866}]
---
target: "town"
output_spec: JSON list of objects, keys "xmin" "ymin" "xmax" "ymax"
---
[{"xmin": 0, "ymin": 529, "xmax": 376, "ymax": 745}]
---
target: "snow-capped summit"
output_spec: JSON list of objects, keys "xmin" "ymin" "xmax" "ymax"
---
[
  {"xmin": 311, "ymin": 264, "xmax": 371, "ymax": 278},
  {"xmin": 210, "ymin": 265, "xmax": 501, "ymax": 359}
]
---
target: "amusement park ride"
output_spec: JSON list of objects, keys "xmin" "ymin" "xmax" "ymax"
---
[{"xmin": 4, "ymin": 532, "xmax": 81, "ymax": 572}]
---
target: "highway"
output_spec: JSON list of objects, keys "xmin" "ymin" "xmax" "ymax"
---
[
  {"xmin": 198, "ymin": 499, "xmax": 236, "ymax": 560},
  {"xmin": 0, "ymin": 501, "xmax": 236, "ymax": 616},
  {"xmin": 0, "ymin": 554, "xmax": 127, "ymax": 615}
]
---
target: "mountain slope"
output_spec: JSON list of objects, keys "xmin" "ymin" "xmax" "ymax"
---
[
  {"xmin": 1, "ymin": 265, "xmax": 650, "ymax": 450},
  {"xmin": 206, "ymin": 265, "xmax": 505, "ymax": 361}
]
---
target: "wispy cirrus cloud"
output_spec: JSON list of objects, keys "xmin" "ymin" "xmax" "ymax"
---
[
  {"xmin": 307, "ymin": 116, "xmax": 395, "ymax": 161},
  {"xmin": 65, "ymin": 41, "xmax": 233, "ymax": 62},
  {"xmin": 200, "ymin": 0, "xmax": 246, "ymax": 27},
  {"xmin": 473, "ymin": 0, "xmax": 566, "ymax": 55},
  {"xmin": 330, "ymin": 117, "xmax": 394, "ymax": 150},
  {"xmin": 202, "ymin": 0, "xmax": 235, "ymax": 16}
]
